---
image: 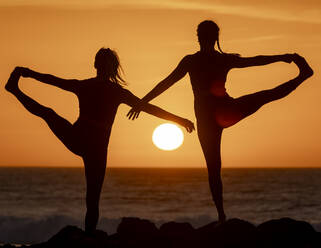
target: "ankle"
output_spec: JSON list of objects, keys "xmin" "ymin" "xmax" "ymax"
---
[{"xmin": 218, "ymin": 212, "xmax": 226, "ymax": 222}]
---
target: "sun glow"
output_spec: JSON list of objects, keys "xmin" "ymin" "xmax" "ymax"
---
[{"xmin": 152, "ymin": 123, "xmax": 184, "ymax": 151}]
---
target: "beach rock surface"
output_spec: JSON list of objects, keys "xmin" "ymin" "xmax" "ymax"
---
[{"xmin": 0, "ymin": 217, "xmax": 320, "ymax": 248}]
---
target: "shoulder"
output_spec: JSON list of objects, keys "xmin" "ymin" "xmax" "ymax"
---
[
  {"xmin": 183, "ymin": 53, "xmax": 198, "ymax": 61},
  {"xmin": 78, "ymin": 77, "xmax": 95, "ymax": 84},
  {"xmin": 116, "ymin": 86, "xmax": 138, "ymax": 105},
  {"xmin": 177, "ymin": 54, "xmax": 195, "ymax": 69},
  {"xmin": 74, "ymin": 78, "xmax": 94, "ymax": 90},
  {"xmin": 223, "ymin": 52, "xmax": 241, "ymax": 60},
  {"xmin": 219, "ymin": 53, "xmax": 242, "ymax": 66},
  {"xmin": 108, "ymin": 82, "xmax": 132, "ymax": 98},
  {"xmin": 110, "ymin": 81, "xmax": 126, "ymax": 91}
]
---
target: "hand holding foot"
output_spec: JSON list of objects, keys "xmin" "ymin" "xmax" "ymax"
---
[
  {"xmin": 293, "ymin": 53, "xmax": 313, "ymax": 80},
  {"xmin": 17, "ymin": 66, "xmax": 32, "ymax": 77},
  {"xmin": 5, "ymin": 67, "xmax": 21, "ymax": 93}
]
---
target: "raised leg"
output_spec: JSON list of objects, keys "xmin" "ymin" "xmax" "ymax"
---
[
  {"xmin": 83, "ymin": 152, "xmax": 107, "ymax": 233},
  {"xmin": 5, "ymin": 70, "xmax": 81, "ymax": 155},
  {"xmin": 197, "ymin": 121, "xmax": 226, "ymax": 222},
  {"xmin": 234, "ymin": 54, "xmax": 313, "ymax": 120}
]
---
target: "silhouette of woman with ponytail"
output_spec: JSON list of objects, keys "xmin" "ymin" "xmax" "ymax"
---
[
  {"xmin": 5, "ymin": 48, "xmax": 195, "ymax": 233},
  {"xmin": 127, "ymin": 20, "xmax": 313, "ymax": 222}
]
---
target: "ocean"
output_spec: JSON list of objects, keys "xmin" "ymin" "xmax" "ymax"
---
[{"xmin": 0, "ymin": 167, "xmax": 320, "ymax": 244}]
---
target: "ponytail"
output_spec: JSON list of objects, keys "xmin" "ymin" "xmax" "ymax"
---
[
  {"xmin": 216, "ymin": 33, "xmax": 240, "ymax": 57},
  {"xmin": 216, "ymin": 36, "xmax": 225, "ymax": 54}
]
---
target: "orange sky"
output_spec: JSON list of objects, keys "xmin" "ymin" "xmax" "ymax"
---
[{"xmin": 1, "ymin": 0, "xmax": 320, "ymax": 168}]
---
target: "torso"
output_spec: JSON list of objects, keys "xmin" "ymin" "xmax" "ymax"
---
[
  {"xmin": 185, "ymin": 51, "xmax": 240, "ymax": 127},
  {"xmin": 188, "ymin": 51, "xmax": 231, "ymax": 98},
  {"xmin": 73, "ymin": 78, "xmax": 125, "ymax": 138},
  {"xmin": 186, "ymin": 52, "xmax": 234, "ymax": 115}
]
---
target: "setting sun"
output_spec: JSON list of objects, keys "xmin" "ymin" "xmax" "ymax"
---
[{"xmin": 152, "ymin": 123, "xmax": 184, "ymax": 151}]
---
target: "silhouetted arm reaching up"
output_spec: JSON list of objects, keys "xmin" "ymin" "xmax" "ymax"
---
[
  {"xmin": 229, "ymin": 53, "xmax": 294, "ymax": 69},
  {"xmin": 17, "ymin": 67, "xmax": 79, "ymax": 93},
  {"xmin": 141, "ymin": 56, "xmax": 189, "ymax": 102},
  {"xmin": 127, "ymin": 56, "xmax": 189, "ymax": 119},
  {"xmin": 122, "ymin": 89, "xmax": 194, "ymax": 133}
]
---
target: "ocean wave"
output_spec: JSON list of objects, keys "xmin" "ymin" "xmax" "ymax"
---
[
  {"xmin": 0, "ymin": 215, "xmax": 78, "ymax": 244},
  {"xmin": 0, "ymin": 215, "xmax": 320, "ymax": 244}
]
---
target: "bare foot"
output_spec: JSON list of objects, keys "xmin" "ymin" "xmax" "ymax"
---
[
  {"xmin": 293, "ymin": 53, "xmax": 314, "ymax": 80},
  {"xmin": 5, "ymin": 70, "xmax": 20, "ymax": 93}
]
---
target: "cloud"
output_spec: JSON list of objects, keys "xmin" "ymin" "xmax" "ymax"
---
[
  {"xmin": 2, "ymin": 0, "xmax": 321, "ymax": 24},
  {"xmin": 125, "ymin": 0, "xmax": 321, "ymax": 24},
  {"xmin": 225, "ymin": 35, "xmax": 286, "ymax": 44}
]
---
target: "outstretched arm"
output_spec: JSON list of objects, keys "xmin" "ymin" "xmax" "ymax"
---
[
  {"xmin": 230, "ymin": 53, "xmax": 293, "ymax": 68},
  {"xmin": 122, "ymin": 89, "xmax": 194, "ymax": 133},
  {"xmin": 17, "ymin": 67, "xmax": 79, "ymax": 93},
  {"xmin": 140, "ymin": 55, "xmax": 189, "ymax": 103},
  {"xmin": 127, "ymin": 56, "xmax": 189, "ymax": 119}
]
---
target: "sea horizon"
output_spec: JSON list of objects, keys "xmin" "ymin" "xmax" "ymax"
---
[
  {"xmin": 1, "ymin": 166, "xmax": 321, "ymax": 169},
  {"xmin": 1, "ymin": 166, "xmax": 320, "ymax": 243}
]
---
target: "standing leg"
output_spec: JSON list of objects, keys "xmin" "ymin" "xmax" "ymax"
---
[
  {"xmin": 234, "ymin": 54, "xmax": 313, "ymax": 121},
  {"xmin": 83, "ymin": 151, "xmax": 107, "ymax": 234},
  {"xmin": 197, "ymin": 121, "xmax": 226, "ymax": 222},
  {"xmin": 5, "ymin": 70, "xmax": 81, "ymax": 155}
]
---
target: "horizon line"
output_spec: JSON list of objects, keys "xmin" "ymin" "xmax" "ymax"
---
[{"xmin": 0, "ymin": 165, "xmax": 321, "ymax": 169}]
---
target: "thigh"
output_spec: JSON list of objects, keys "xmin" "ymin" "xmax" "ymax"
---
[
  {"xmin": 43, "ymin": 109, "xmax": 83, "ymax": 156},
  {"xmin": 197, "ymin": 119, "xmax": 223, "ymax": 171},
  {"xmin": 233, "ymin": 89, "xmax": 274, "ymax": 120},
  {"xmin": 215, "ymin": 91, "xmax": 272, "ymax": 128}
]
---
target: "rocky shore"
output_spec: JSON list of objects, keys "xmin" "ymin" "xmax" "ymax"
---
[{"xmin": 1, "ymin": 217, "xmax": 320, "ymax": 248}]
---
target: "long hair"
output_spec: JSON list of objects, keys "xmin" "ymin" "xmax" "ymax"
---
[
  {"xmin": 197, "ymin": 20, "xmax": 239, "ymax": 56},
  {"xmin": 94, "ymin": 48, "xmax": 126, "ymax": 86}
]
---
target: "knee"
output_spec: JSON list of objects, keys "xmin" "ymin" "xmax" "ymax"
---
[
  {"xmin": 205, "ymin": 159, "xmax": 221, "ymax": 176},
  {"xmin": 208, "ymin": 168, "xmax": 221, "ymax": 180},
  {"xmin": 208, "ymin": 173, "xmax": 222, "ymax": 184}
]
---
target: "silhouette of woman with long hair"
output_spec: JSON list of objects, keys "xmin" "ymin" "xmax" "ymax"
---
[
  {"xmin": 5, "ymin": 48, "xmax": 195, "ymax": 233},
  {"xmin": 127, "ymin": 20, "xmax": 313, "ymax": 223}
]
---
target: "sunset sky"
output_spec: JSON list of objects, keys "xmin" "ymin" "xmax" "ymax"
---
[{"xmin": 1, "ymin": 0, "xmax": 320, "ymax": 168}]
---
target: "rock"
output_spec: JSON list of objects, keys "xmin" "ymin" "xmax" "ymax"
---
[
  {"xmin": 3, "ymin": 217, "xmax": 320, "ymax": 248},
  {"xmin": 41, "ymin": 225, "xmax": 109, "ymax": 248},
  {"xmin": 117, "ymin": 217, "xmax": 160, "ymax": 248},
  {"xmin": 257, "ymin": 217, "xmax": 318, "ymax": 247},
  {"xmin": 315, "ymin": 232, "xmax": 321, "ymax": 247},
  {"xmin": 160, "ymin": 221, "xmax": 195, "ymax": 236},
  {"xmin": 117, "ymin": 217, "xmax": 159, "ymax": 237},
  {"xmin": 197, "ymin": 218, "xmax": 257, "ymax": 248},
  {"xmin": 1, "ymin": 245, "xmax": 16, "ymax": 248},
  {"xmin": 159, "ymin": 221, "xmax": 196, "ymax": 248},
  {"xmin": 195, "ymin": 220, "xmax": 219, "ymax": 236}
]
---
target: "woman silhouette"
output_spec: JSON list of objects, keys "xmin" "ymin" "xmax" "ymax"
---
[
  {"xmin": 5, "ymin": 48, "xmax": 195, "ymax": 233},
  {"xmin": 127, "ymin": 20, "xmax": 313, "ymax": 222}
]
